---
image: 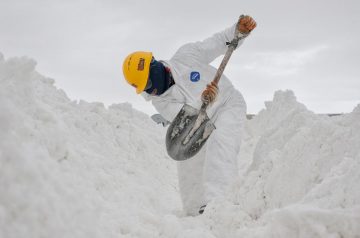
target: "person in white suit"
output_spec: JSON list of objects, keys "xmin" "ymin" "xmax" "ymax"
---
[{"xmin": 123, "ymin": 16, "xmax": 257, "ymax": 215}]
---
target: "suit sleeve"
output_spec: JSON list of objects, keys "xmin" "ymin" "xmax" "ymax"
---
[
  {"xmin": 171, "ymin": 24, "xmax": 244, "ymax": 65},
  {"xmin": 151, "ymin": 97, "xmax": 183, "ymax": 122},
  {"xmin": 142, "ymin": 93, "xmax": 183, "ymax": 122}
]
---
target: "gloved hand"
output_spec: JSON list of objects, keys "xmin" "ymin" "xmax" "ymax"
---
[
  {"xmin": 238, "ymin": 15, "xmax": 257, "ymax": 34},
  {"xmin": 201, "ymin": 82, "xmax": 218, "ymax": 104}
]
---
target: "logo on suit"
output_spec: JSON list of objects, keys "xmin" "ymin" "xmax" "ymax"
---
[{"xmin": 190, "ymin": 71, "xmax": 200, "ymax": 82}]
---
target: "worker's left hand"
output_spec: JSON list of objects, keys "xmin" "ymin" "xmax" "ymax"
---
[
  {"xmin": 201, "ymin": 82, "xmax": 218, "ymax": 104},
  {"xmin": 238, "ymin": 15, "xmax": 257, "ymax": 34}
]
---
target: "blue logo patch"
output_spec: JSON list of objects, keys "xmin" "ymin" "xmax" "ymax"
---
[{"xmin": 190, "ymin": 71, "xmax": 200, "ymax": 82}]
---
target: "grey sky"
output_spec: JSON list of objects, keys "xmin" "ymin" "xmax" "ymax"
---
[{"xmin": 1, "ymin": 0, "xmax": 359, "ymax": 114}]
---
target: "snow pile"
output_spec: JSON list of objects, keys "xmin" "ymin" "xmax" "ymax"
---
[
  {"xmin": 230, "ymin": 91, "xmax": 360, "ymax": 237},
  {"xmin": 0, "ymin": 54, "xmax": 181, "ymax": 238},
  {"xmin": 1, "ymin": 53, "xmax": 359, "ymax": 238}
]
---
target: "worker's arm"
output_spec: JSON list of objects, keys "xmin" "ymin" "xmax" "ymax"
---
[
  {"xmin": 171, "ymin": 16, "xmax": 256, "ymax": 65},
  {"xmin": 142, "ymin": 92, "xmax": 184, "ymax": 122}
]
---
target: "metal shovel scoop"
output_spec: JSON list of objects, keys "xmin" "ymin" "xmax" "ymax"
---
[{"xmin": 166, "ymin": 16, "xmax": 250, "ymax": 161}]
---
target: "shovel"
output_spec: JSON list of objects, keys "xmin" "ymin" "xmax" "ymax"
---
[{"xmin": 166, "ymin": 15, "xmax": 250, "ymax": 161}]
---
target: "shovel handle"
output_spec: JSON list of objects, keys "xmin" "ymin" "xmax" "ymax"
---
[
  {"xmin": 201, "ymin": 15, "xmax": 250, "ymax": 109},
  {"xmin": 212, "ymin": 15, "xmax": 249, "ymax": 86}
]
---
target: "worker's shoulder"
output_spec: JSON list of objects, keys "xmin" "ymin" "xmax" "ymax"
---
[
  {"xmin": 170, "ymin": 42, "xmax": 202, "ymax": 64},
  {"xmin": 169, "ymin": 57, "xmax": 205, "ymax": 72}
]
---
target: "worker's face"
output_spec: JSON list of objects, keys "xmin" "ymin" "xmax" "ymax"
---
[{"xmin": 145, "ymin": 58, "xmax": 167, "ymax": 96}]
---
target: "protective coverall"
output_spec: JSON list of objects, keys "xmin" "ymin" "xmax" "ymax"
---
[{"xmin": 143, "ymin": 24, "xmax": 247, "ymax": 215}]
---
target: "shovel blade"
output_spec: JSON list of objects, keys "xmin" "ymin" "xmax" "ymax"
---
[{"xmin": 166, "ymin": 104, "xmax": 215, "ymax": 161}]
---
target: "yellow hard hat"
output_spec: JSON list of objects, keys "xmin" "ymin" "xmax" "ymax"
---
[{"xmin": 122, "ymin": 51, "xmax": 153, "ymax": 94}]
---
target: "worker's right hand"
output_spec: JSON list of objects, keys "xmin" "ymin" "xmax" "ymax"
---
[{"xmin": 201, "ymin": 82, "xmax": 218, "ymax": 104}]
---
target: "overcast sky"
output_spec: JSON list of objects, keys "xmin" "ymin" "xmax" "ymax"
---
[{"xmin": 1, "ymin": 0, "xmax": 359, "ymax": 115}]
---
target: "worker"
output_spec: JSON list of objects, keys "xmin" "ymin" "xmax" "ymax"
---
[{"xmin": 123, "ymin": 15, "xmax": 257, "ymax": 215}]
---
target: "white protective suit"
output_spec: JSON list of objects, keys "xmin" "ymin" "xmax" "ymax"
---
[{"xmin": 143, "ymin": 24, "xmax": 247, "ymax": 215}]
